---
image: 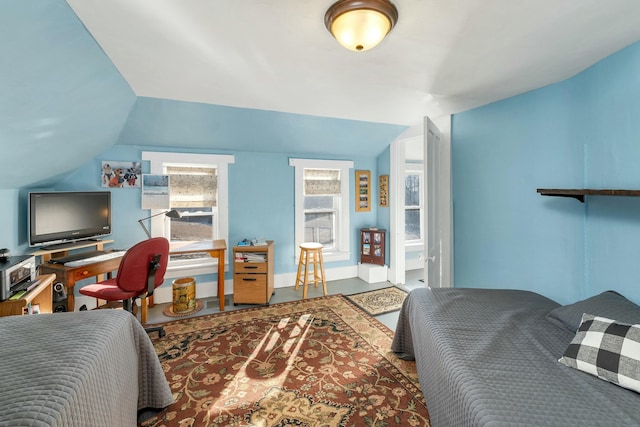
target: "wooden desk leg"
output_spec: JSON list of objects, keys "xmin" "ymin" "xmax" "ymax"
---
[
  {"xmin": 217, "ymin": 249, "xmax": 225, "ymax": 311},
  {"xmin": 67, "ymin": 282, "xmax": 75, "ymax": 312}
]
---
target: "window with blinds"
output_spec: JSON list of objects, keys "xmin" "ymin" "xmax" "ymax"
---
[
  {"xmin": 303, "ymin": 168, "xmax": 341, "ymax": 249},
  {"xmin": 165, "ymin": 165, "xmax": 217, "ymax": 243}
]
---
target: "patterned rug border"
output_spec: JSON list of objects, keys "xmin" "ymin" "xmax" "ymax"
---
[{"xmin": 345, "ymin": 286, "xmax": 408, "ymax": 316}]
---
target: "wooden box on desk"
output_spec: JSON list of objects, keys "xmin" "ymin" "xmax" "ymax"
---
[{"xmin": 232, "ymin": 241, "xmax": 274, "ymax": 305}]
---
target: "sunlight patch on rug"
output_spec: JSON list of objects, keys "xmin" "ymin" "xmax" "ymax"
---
[
  {"xmin": 140, "ymin": 294, "xmax": 429, "ymax": 427},
  {"xmin": 346, "ymin": 286, "xmax": 408, "ymax": 316}
]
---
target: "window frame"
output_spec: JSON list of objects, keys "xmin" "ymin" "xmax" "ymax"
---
[
  {"xmin": 405, "ymin": 163, "xmax": 424, "ymax": 248},
  {"xmin": 142, "ymin": 151, "xmax": 235, "ymax": 278},
  {"xmin": 290, "ymin": 158, "xmax": 353, "ymax": 262}
]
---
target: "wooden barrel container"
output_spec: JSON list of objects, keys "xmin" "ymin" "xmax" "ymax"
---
[{"xmin": 172, "ymin": 277, "xmax": 196, "ymax": 313}]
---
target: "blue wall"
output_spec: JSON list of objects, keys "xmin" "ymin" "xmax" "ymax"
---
[
  {"xmin": 452, "ymin": 41, "xmax": 640, "ymax": 305},
  {"xmin": 49, "ymin": 131, "xmax": 380, "ymax": 287},
  {"xmin": 0, "ymin": 0, "xmax": 135, "ymax": 190}
]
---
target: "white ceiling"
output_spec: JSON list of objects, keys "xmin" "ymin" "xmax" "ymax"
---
[{"xmin": 66, "ymin": 0, "xmax": 640, "ymax": 127}]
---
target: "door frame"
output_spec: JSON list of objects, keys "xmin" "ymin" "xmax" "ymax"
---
[{"xmin": 388, "ymin": 115, "xmax": 453, "ymax": 287}]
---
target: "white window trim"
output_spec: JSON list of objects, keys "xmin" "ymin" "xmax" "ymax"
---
[
  {"xmin": 290, "ymin": 158, "xmax": 353, "ymax": 263},
  {"xmin": 405, "ymin": 163, "xmax": 424, "ymax": 248},
  {"xmin": 142, "ymin": 151, "xmax": 235, "ymax": 275}
]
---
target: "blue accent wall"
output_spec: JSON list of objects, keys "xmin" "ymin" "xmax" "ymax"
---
[
  {"xmin": 452, "ymin": 41, "xmax": 640, "ymax": 305},
  {"xmin": 0, "ymin": 0, "xmax": 136, "ymax": 190},
  {"xmin": 54, "ymin": 142, "xmax": 380, "ymax": 287}
]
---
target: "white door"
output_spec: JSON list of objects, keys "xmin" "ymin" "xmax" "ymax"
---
[{"xmin": 424, "ymin": 117, "xmax": 442, "ymax": 287}]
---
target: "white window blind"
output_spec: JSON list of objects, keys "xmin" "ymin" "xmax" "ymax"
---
[
  {"xmin": 303, "ymin": 169, "xmax": 341, "ymax": 195},
  {"xmin": 166, "ymin": 166, "xmax": 217, "ymax": 208}
]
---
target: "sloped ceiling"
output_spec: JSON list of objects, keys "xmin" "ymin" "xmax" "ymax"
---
[
  {"xmin": 67, "ymin": 0, "xmax": 640, "ymax": 125},
  {"xmin": 2, "ymin": 0, "xmax": 640, "ymax": 189}
]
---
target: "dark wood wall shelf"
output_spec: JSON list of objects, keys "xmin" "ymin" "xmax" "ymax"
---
[{"xmin": 537, "ymin": 188, "xmax": 640, "ymax": 203}]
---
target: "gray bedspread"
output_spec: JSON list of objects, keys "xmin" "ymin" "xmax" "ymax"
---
[
  {"xmin": 391, "ymin": 288, "xmax": 640, "ymax": 427},
  {"xmin": 0, "ymin": 310, "xmax": 173, "ymax": 427}
]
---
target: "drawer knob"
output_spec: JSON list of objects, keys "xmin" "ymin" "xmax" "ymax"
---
[{"xmin": 242, "ymin": 278, "xmax": 257, "ymax": 281}]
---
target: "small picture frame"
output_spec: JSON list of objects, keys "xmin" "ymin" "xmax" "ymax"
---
[
  {"xmin": 102, "ymin": 161, "xmax": 141, "ymax": 188},
  {"xmin": 379, "ymin": 174, "xmax": 389, "ymax": 207},
  {"xmin": 355, "ymin": 170, "xmax": 371, "ymax": 212}
]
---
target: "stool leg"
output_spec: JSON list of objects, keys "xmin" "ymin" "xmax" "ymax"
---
[
  {"xmin": 295, "ymin": 250, "xmax": 304, "ymax": 291},
  {"xmin": 302, "ymin": 251, "xmax": 309, "ymax": 299},
  {"xmin": 312, "ymin": 251, "xmax": 320, "ymax": 288},
  {"xmin": 319, "ymin": 250, "xmax": 327, "ymax": 296}
]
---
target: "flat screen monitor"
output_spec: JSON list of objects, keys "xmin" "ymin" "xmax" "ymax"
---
[{"xmin": 28, "ymin": 191, "xmax": 112, "ymax": 247}]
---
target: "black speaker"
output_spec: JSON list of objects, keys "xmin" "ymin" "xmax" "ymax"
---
[
  {"xmin": 53, "ymin": 300, "xmax": 68, "ymax": 312},
  {"xmin": 52, "ymin": 282, "xmax": 67, "ymax": 302}
]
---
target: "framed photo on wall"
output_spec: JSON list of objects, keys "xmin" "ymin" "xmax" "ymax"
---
[
  {"xmin": 379, "ymin": 174, "xmax": 389, "ymax": 207},
  {"xmin": 355, "ymin": 170, "xmax": 371, "ymax": 212},
  {"xmin": 102, "ymin": 161, "xmax": 141, "ymax": 188}
]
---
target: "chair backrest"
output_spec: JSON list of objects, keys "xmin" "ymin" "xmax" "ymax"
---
[{"xmin": 116, "ymin": 237, "xmax": 170, "ymax": 294}]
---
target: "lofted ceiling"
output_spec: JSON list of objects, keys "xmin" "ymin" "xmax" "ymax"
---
[{"xmin": 66, "ymin": 0, "xmax": 640, "ymax": 127}]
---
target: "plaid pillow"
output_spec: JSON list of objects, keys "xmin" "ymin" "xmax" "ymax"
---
[{"xmin": 559, "ymin": 313, "xmax": 640, "ymax": 394}]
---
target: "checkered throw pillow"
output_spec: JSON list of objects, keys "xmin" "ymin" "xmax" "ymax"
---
[{"xmin": 559, "ymin": 313, "xmax": 640, "ymax": 393}]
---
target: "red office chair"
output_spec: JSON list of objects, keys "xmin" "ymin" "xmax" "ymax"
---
[{"xmin": 79, "ymin": 237, "xmax": 170, "ymax": 337}]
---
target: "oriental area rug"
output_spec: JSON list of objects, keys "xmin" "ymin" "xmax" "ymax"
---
[
  {"xmin": 140, "ymin": 294, "xmax": 429, "ymax": 427},
  {"xmin": 346, "ymin": 286, "xmax": 408, "ymax": 316}
]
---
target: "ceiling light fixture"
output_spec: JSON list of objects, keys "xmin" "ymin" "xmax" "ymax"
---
[{"xmin": 324, "ymin": 0, "xmax": 398, "ymax": 52}]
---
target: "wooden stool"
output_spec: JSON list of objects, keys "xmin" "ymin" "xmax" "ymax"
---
[{"xmin": 295, "ymin": 242, "xmax": 327, "ymax": 299}]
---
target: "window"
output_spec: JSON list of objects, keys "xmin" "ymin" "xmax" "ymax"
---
[
  {"xmin": 142, "ymin": 152, "xmax": 234, "ymax": 277},
  {"xmin": 290, "ymin": 158, "xmax": 353, "ymax": 262},
  {"xmin": 405, "ymin": 164, "xmax": 423, "ymax": 245},
  {"xmin": 165, "ymin": 165, "xmax": 217, "ymax": 244}
]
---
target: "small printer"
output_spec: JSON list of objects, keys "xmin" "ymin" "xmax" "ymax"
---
[{"xmin": 0, "ymin": 255, "xmax": 36, "ymax": 301}]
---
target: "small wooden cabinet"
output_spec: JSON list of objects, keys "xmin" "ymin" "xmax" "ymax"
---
[
  {"xmin": 360, "ymin": 228, "xmax": 386, "ymax": 266},
  {"xmin": 0, "ymin": 274, "xmax": 56, "ymax": 317},
  {"xmin": 233, "ymin": 241, "xmax": 274, "ymax": 305}
]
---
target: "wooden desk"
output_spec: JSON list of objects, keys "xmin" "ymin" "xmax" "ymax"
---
[
  {"xmin": 39, "ymin": 256, "xmax": 122, "ymax": 312},
  {"xmin": 0, "ymin": 274, "xmax": 56, "ymax": 317},
  {"xmin": 170, "ymin": 239, "xmax": 227, "ymax": 311}
]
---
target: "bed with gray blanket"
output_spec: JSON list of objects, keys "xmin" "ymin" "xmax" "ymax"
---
[
  {"xmin": 0, "ymin": 309, "xmax": 173, "ymax": 427},
  {"xmin": 392, "ymin": 287, "xmax": 640, "ymax": 426}
]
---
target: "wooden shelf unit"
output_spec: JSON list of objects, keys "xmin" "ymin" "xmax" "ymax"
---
[
  {"xmin": 233, "ymin": 241, "xmax": 274, "ymax": 305},
  {"xmin": 360, "ymin": 228, "xmax": 386, "ymax": 266},
  {"xmin": 0, "ymin": 274, "xmax": 56, "ymax": 317},
  {"xmin": 537, "ymin": 189, "xmax": 640, "ymax": 203},
  {"xmin": 31, "ymin": 239, "xmax": 114, "ymax": 263}
]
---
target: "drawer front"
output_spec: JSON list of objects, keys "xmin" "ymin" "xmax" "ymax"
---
[
  {"xmin": 234, "ymin": 262, "xmax": 267, "ymax": 274},
  {"xmin": 234, "ymin": 274, "xmax": 267, "ymax": 304},
  {"xmin": 71, "ymin": 258, "xmax": 121, "ymax": 281},
  {"xmin": 235, "ymin": 273, "xmax": 267, "ymax": 287}
]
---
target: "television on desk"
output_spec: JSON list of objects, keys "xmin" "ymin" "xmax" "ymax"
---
[{"xmin": 28, "ymin": 191, "xmax": 112, "ymax": 247}]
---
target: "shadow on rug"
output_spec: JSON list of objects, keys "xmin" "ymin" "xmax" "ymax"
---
[
  {"xmin": 140, "ymin": 294, "xmax": 429, "ymax": 427},
  {"xmin": 346, "ymin": 286, "xmax": 408, "ymax": 316}
]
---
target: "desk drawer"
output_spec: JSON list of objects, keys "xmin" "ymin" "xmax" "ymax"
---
[
  {"xmin": 234, "ymin": 274, "xmax": 267, "ymax": 304},
  {"xmin": 70, "ymin": 258, "xmax": 121, "ymax": 281},
  {"xmin": 234, "ymin": 262, "xmax": 267, "ymax": 274}
]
